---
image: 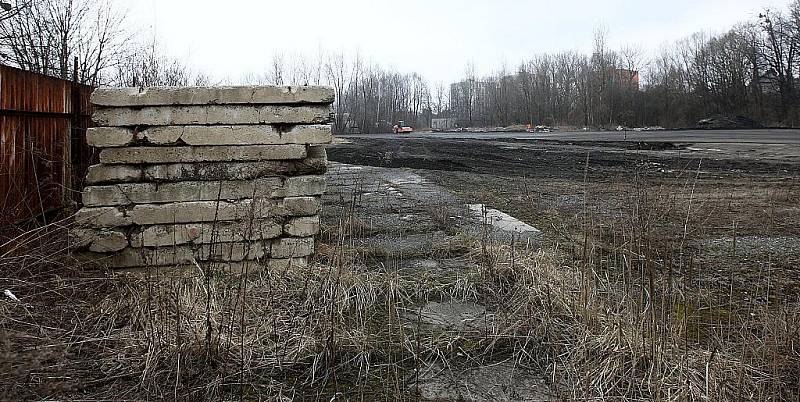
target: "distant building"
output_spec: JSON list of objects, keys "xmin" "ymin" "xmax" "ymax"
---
[
  {"xmin": 757, "ymin": 69, "xmax": 781, "ymax": 94},
  {"xmin": 431, "ymin": 118, "xmax": 458, "ymax": 131},
  {"xmin": 450, "ymin": 79, "xmax": 497, "ymax": 127},
  {"xmin": 615, "ymin": 69, "xmax": 640, "ymax": 91}
]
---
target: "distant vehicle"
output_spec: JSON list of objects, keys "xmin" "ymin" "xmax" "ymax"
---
[
  {"xmin": 526, "ymin": 124, "xmax": 552, "ymax": 133},
  {"xmin": 393, "ymin": 121, "xmax": 413, "ymax": 134}
]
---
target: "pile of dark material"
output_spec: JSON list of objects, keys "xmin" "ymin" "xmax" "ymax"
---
[{"xmin": 697, "ymin": 114, "xmax": 763, "ymax": 129}]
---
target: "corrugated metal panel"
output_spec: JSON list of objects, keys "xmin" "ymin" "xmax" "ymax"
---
[
  {"xmin": 0, "ymin": 64, "xmax": 95, "ymax": 226},
  {"xmin": 0, "ymin": 65, "xmax": 72, "ymax": 113}
]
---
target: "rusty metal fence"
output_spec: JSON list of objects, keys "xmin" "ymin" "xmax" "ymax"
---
[{"xmin": 0, "ymin": 64, "xmax": 96, "ymax": 227}]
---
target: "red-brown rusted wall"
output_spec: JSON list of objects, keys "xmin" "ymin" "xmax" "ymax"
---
[{"xmin": 0, "ymin": 64, "xmax": 96, "ymax": 226}]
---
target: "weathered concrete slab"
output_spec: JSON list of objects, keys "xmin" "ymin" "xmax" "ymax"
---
[
  {"xmin": 86, "ymin": 164, "xmax": 143, "ymax": 183},
  {"xmin": 467, "ymin": 204, "xmax": 542, "ymax": 246},
  {"xmin": 79, "ymin": 242, "xmax": 269, "ymax": 268},
  {"xmin": 130, "ymin": 220, "xmax": 282, "ymax": 247},
  {"xmin": 139, "ymin": 124, "xmax": 332, "ymax": 146},
  {"xmin": 69, "ymin": 228, "xmax": 128, "ymax": 253},
  {"xmin": 99, "ymin": 144, "xmax": 307, "ymax": 164},
  {"xmin": 271, "ymin": 237, "xmax": 315, "ymax": 258},
  {"xmin": 82, "ymin": 178, "xmax": 283, "ymax": 206},
  {"xmin": 127, "ymin": 198, "xmax": 319, "ymax": 225},
  {"xmin": 89, "ymin": 230, "xmax": 129, "ymax": 253},
  {"xmin": 86, "ymin": 127, "xmax": 134, "ymax": 147},
  {"xmin": 415, "ymin": 361, "xmax": 554, "ymax": 401},
  {"xmin": 93, "ymin": 104, "xmax": 333, "ymax": 126},
  {"xmin": 86, "ymin": 151, "xmax": 327, "ymax": 184},
  {"xmin": 129, "ymin": 200, "xmax": 269, "ymax": 225},
  {"xmin": 142, "ymin": 157, "xmax": 326, "ymax": 182},
  {"xmin": 74, "ymin": 207, "xmax": 131, "ymax": 227},
  {"xmin": 283, "ymin": 175, "xmax": 327, "ymax": 197},
  {"xmin": 80, "ymin": 85, "xmax": 332, "ymax": 268},
  {"xmin": 307, "ymin": 145, "xmax": 328, "ymax": 161},
  {"xmin": 284, "ymin": 197, "xmax": 322, "ymax": 216},
  {"xmin": 284, "ymin": 216, "xmax": 320, "ymax": 237},
  {"xmin": 91, "ymin": 86, "xmax": 335, "ymax": 107}
]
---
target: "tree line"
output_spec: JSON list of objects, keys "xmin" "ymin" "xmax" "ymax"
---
[
  {"xmin": 0, "ymin": 0, "xmax": 207, "ymax": 86},
  {"xmin": 255, "ymin": 0, "xmax": 800, "ymax": 131},
  {"xmin": 4, "ymin": 0, "xmax": 800, "ymax": 131}
]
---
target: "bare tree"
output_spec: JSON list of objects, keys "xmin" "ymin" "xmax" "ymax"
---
[
  {"xmin": 113, "ymin": 36, "xmax": 207, "ymax": 87},
  {"xmin": 268, "ymin": 52, "xmax": 285, "ymax": 85},
  {"xmin": 433, "ymin": 81, "xmax": 448, "ymax": 116},
  {"xmin": 0, "ymin": 0, "xmax": 127, "ymax": 84}
]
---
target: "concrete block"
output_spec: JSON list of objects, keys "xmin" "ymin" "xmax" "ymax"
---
[
  {"xmin": 139, "ymin": 124, "xmax": 332, "ymax": 146},
  {"xmin": 130, "ymin": 220, "xmax": 282, "ymax": 247},
  {"xmin": 271, "ymin": 237, "xmax": 315, "ymax": 258},
  {"xmin": 91, "ymin": 86, "xmax": 335, "ymax": 107},
  {"xmin": 143, "ymin": 157, "xmax": 327, "ymax": 182},
  {"xmin": 86, "ymin": 164, "xmax": 143, "ymax": 184},
  {"xmin": 284, "ymin": 216, "xmax": 321, "ymax": 237},
  {"xmin": 74, "ymin": 207, "xmax": 131, "ymax": 227},
  {"xmin": 283, "ymin": 197, "xmax": 322, "ymax": 216},
  {"xmin": 85, "ymin": 242, "xmax": 269, "ymax": 268},
  {"xmin": 89, "ymin": 230, "xmax": 129, "ymax": 253},
  {"xmin": 87, "ymin": 155, "xmax": 327, "ymax": 184},
  {"xmin": 86, "ymin": 127, "xmax": 134, "ymax": 147},
  {"xmin": 285, "ymin": 125, "xmax": 333, "ymax": 145},
  {"xmin": 307, "ymin": 145, "xmax": 328, "ymax": 161},
  {"xmin": 99, "ymin": 144, "xmax": 307, "ymax": 164},
  {"xmin": 283, "ymin": 175, "xmax": 327, "ymax": 197},
  {"xmin": 82, "ymin": 178, "xmax": 283, "ymax": 206},
  {"xmin": 69, "ymin": 228, "xmax": 128, "ymax": 252},
  {"xmin": 92, "ymin": 104, "xmax": 333, "ymax": 126},
  {"xmin": 128, "ymin": 199, "xmax": 288, "ymax": 225}
]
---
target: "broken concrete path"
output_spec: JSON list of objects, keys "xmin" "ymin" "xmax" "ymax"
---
[
  {"xmin": 323, "ymin": 162, "xmax": 552, "ymax": 400},
  {"xmin": 325, "ymin": 162, "xmax": 542, "ymax": 248}
]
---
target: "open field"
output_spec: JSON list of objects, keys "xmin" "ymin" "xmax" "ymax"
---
[
  {"xmin": 2, "ymin": 132, "xmax": 799, "ymax": 400},
  {"xmin": 325, "ymin": 133, "xmax": 800, "ymax": 399},
  {"xmin": 329, "ymin": 134, "xmax": 800, "ymax": 301},
  {"xmin": 343, "ymin": 128, "xmax": 800, "ymax": 144}
]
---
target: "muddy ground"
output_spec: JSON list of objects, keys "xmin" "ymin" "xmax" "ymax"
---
[
  {"xmin": 326, "ymin": 136, "xmax": 800, "ymax": 303},
  {"xmin": 317, "ymin": 136, "xmax": 800, "ymax": 399}
]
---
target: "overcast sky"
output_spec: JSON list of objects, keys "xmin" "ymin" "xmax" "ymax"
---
[{"xmin": 117, "ymin": 0, "xmax": 787, "ymax": 84}]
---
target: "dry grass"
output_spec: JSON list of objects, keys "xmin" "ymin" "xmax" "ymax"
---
[{"xmin": 2, "ymin": 186, "xmax": 799, "ymax": 400}]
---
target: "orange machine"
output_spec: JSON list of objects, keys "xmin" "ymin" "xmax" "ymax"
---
[{"xmin": 392, "ymin": 121, "xmax": 413, "ymax": 134}]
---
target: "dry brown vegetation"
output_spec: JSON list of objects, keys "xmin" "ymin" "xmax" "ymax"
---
[{"xmin": 2, "ymin": 169, "xmax": 798, "ymax": 401}]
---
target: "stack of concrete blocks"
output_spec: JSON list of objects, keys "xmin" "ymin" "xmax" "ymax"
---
[{"xmin": 71, "ymin": 86, "xmax": 334, "ymax": 271}]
